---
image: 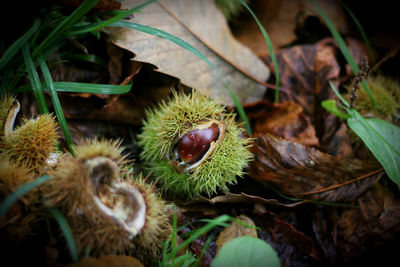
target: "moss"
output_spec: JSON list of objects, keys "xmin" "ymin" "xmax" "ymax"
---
[
  {"xmin": 215, "ymin": 0, "xmax": 247, "ymax": 21},
  {"xmin": 346, "ymin": 74, "xmax": 400, "ymax": 120}
]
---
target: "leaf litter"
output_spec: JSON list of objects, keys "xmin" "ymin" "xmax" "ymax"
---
[{"xmin": 1, "ymin": 0, "xmax": 400, "ymax": 266}]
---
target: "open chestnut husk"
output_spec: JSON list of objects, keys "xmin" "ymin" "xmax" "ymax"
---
[
  {"xmin": 44, "ymin": 139, "xmax": 171, "ymax": 261},
  {"xmin": 138, "ymin": 90, "xmax": 253, "ymax": 199}
]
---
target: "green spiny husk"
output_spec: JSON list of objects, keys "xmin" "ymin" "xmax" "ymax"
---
[{"xmin": 138, "ymin": 90, "xmax": 253, "ymax": 199}]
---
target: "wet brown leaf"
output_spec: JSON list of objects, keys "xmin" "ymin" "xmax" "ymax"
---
[
  {"xmin": 249, "ymin": 134, "xmax": 383, "ymax": 202},
  {"xmin": 245, "ymin": 100, "xmax": 319, "ymax": 146},
  {"xmin": 265, "ymin": 37, "xmax": 369, "ymax": 151},
  {"xmin": 254, "ymin": 210, "xmax": 321, "ymax": 266},
  {"xmin": 312, "ymin": 183, "xmax": 400, "ymax": 265},
  {"xmin": 216, "ymin": 215, "xmax": 257, "ymax": 253},
  {"xmin": 232, "ymin": 0, "xmax": 349, "ymax": 58},
  {"xmin": 109, "ymin": 0, "xmax": 270, "ymax": 106}
]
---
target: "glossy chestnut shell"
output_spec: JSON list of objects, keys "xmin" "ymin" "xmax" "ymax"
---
[{"xmin": 170, "ymin": 120, "xmax": 226, "ymax": 172}]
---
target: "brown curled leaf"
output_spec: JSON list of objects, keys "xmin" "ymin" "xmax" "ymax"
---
[
  {"xmin": 244, "ymin": 100, "xmax": 319, "ymax": 146},
  {"xmin": 216, "ymin": 214, "xmax": 257, "ymax": 253},
  {"xmin": 265, "ymin": 37, "xmax": 369, "ymax": 153},
  {"xmin": 248, "ymin": 134, "xmax": 382, "ymax": 202}
]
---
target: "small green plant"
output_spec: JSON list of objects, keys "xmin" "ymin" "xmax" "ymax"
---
[
  {"xmin": 312, "ymin": 0, "xmax": 400, "ymax": 187},
  {"xmin": 159, "ymin": 213, "xmax": 231, "ymax": 267},
  {"xmin": 310, "ymin": 0, "xmax": 379, "ymax": 109},
  {"xmin": 323, "ymin": 81, "xmax": 400, "ymax": 187},
  {"xmin": 160, "ymin": 213, "xmax": 280, "ymax": 267}
]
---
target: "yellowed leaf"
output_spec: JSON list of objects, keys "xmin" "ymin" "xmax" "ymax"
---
[
  {"xmin": 109, "ymin": 0, "xmax": 270, "ymax": 106},
  {"xmin": 216, "ymin": 214, "xmax": 257, "ymax": 253}
]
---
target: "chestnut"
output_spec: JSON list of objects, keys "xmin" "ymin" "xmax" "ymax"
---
[{"xmin": 138, "ymin": 90, "xmax": 253, "ymax": 199}]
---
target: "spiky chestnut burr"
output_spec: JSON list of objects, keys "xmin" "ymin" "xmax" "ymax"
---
[
  {"xmin": 0, "ymin": 96, "xmax": 58, "ymax": 174},
  {"xmin": 138, "ymin": 90, "xmax": 253, "ymax": 199},
  {"xmin": 345, "ymin": 74, "xmax": 400, "ymax": 121},
  {"xmin": 0, "ymin": 155, "xmax": 41, "ymax": 244},
  {"xmin": 0, "ymin": 94, "xmax": 15, "ymax": 134},
  {"xmin": 44, "ymin": 139, "xmax": 170, "ymax": 261}
]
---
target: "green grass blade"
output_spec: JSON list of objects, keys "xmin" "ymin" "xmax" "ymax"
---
[
  {"xmin": 0, "ymin": 19, "xmax": 41, "ymax": 71},
  {"xmin": 329, "ymin": 81, "xmax": 350, "ymax": 108},
  {"xmin": 61, "ymin": 53, "xmax": 107, "ymax": 66},
  {"xmin": 310, "ymin": 0, "xmax": 378, "ymax": 109},
  {"xmin": 22, "ymin": 44, "xmax": 49, "ymax": 114},
  {"xmin": 239, "ymin": 0, "xmax": 280, "ymax": 103},
  {"xmin": 49, "ymin": 208, "xmax": 79, "ymax": 262},
  {"xmin": 109, "ymin": 21, "xmax": 252, "ymax": 134},
  {"xmin": 68, "ymin": 0, "xmax": 158, "ymax": 35},
  {"xmin": 321, "ymin": 99, "xmax": 350, "ymax": 119},
  {"xmin": 34, "ymin": 0, "xmax": 100, "ymax": 57},
  {"xmin": 16, "ymin": 81, "xmax": 132, "ymax": 94},
  {"xmin": 170, "ymin": 212, "xmax": 178, "ymax": 260},
  {"xmin": 38, "ymin": 54, "xmax": 74, "ymax": 152},
  {"xmin": 339, "ymin": 0, "xmax": 375, "ymax": 65},
  {"xmin": 195, "ymin": 234, "xmax": 213, "ymax": 267},
  {"xmin": 0, "ymin": 175, "xmax": 52, "ymax": 220},
  {"xmin": 176, "ymin": 215, "xmax": 231, "ymax": 253}
]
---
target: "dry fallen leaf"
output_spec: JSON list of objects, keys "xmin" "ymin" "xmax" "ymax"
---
[
  {"xmin": 249, "ymin": 134, "xmax": 383, "ymax": 202},
  {"xmin": 109, "ymin": 0, "xmax": 270, "ymax": 106},
  {"xmin": 231, "ymin": 0, "xmax": 349, "ymax": 58},
  {"xmin": 245, "ymin": 100, "xmax": 319, "ymax": 146},
  {"xmin": 265, "ymin": 37, "xmax": 369, "ymax": 151},
  {"xmin": 216, "ymin": 215, "xmax": 257, "ymax": 253}
]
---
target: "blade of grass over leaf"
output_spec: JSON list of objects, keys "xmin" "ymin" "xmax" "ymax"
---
[
  {"xmin": 38, "ymin": 54, "xmax": 74, "ymax": 153},
  {"xmin": 338, "ymin": 0, "xmax": 375, "ymax": 65},
  {"xmin": 49, "ymin": 208, "xmax": 79, "ymax": 263},
  {"xmin": 22, "ymin": 44, "xmax": 49, "ymax": 114},
  {"xmin": 196, "ymin": 234, "xmax": 213, "ymax": 266},
  {"xmin": 310, "ymin": 0, "xmax": 378, "ymax": 110},
  {"xmin": 16, "ymin": 81, "xmax": 132, "ymax": 95},
  {"xmin": 0, "ymin": 175, "xmax": 52, "ymax": 220},
  {"xmin": 33, "ymin": 0, "xmax": 100, "ymax": 57},
  {"xmin": 329, "ymin": 81, "xmax": 350, "ymax": 108},
  {"xmin": 239, "ymin": 0, "xmax": 280, "ymax": 103},
  {"xmin": 68, "ymin": 0, "xmax": 158, "ymax": 35},
  {"xmin": 61, "ymin": 53, "xmax": 107, "ymax": 66},
  {"xmin": 110, "ymin": 21, "xmax": 252, "ymax": 134},
  {"xmin": 0, "ymin": 18, "xmax": 41, "ymax": 71},
  {"xmin": 176, "ymin": 215, "xmax": 231, "ymax": 253}
]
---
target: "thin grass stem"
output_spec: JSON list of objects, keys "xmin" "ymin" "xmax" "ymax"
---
[
  {"xmin": 38, "ymin": 54, "xmax": 74, "ymax": 153},
  {"xmin": 239, "ymin": 0, "xmax": 280, "ymax": 103}
]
